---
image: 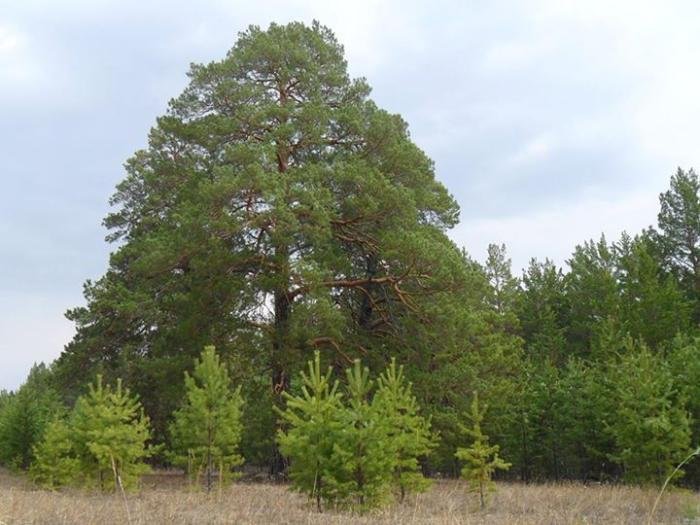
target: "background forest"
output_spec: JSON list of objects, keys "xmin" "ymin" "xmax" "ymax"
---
[{"xmin": 1, "ymin": 21, "xmax": 699, "ymax": 491}]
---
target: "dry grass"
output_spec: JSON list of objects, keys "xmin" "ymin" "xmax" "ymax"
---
[{"xmin": 0, "ymin": 469, "xmax": 698, "ymax": 524}]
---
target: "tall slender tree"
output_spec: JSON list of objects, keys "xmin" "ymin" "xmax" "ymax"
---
[
  {"xmin": 517, "ymin": 258, "xmax": 567, "ymax": 363},
  {"xmin": 564, "ymin": 236, "xmax": 619, "ymax": 355},
  {"xmin": 613, "ymin": 233, "xmax": 691, "ymax": 348},
  {"xmin": 653, "ymin": 168, "xmax": 700, "ymax": 320},
  {"xmin": 484, "ymin": 243, "xmax": 520, "ymax": 324}
]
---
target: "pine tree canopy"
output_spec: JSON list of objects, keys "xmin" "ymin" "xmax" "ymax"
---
[{"xmin": 54, "ymin": 20, "xmax": 465, "ymax": 442}]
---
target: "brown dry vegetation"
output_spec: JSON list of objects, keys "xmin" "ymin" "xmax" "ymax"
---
[{"xmin": 0, "ymin": 469, "xmax": 698, "ymax": 525}]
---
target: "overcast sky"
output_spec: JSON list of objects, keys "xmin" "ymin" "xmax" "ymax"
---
[{"xmin": 2, "ymin": 0, "xmax": 699, "ymax": 390}]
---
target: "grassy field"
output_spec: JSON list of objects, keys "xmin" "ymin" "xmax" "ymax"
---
[{"xmin": 0, "ymin": 469, "xmax": 698, "ymax": 524}]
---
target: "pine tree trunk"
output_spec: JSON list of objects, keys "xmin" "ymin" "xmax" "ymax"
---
[
  {"xmin": 270, "ymin": 91, "xmax": 292, "ymax": 477},
  {"xmin": 520, "ymin": 410, "xmax": 530, "ymax": 482},
  {"xmin": 206, "ymin": 424, "xmax": 213, "ymax": 493},
  {"xmin": 218, "ymin": 458, "xmax": 223, "ymax": 501},
  {"xmin": 269, "ymin": 285, "xmax": 291, "ymax": 478},
  {"xmin": 314, "ymin": 468, "xmax": 323, "ymax": 512}
]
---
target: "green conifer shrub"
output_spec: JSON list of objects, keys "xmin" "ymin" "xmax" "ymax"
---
[
  {"xmin": 30, "ymin": 375, "xmax": 152, "ymax": 490},
  {"xmin": 336, "ymin": 360, "xmax": 394, "ymax": 508},
  {"xmin": 374, "ymin": 358, "xmax": 435, "ymax": 500},
  {"xmin": 72, "ymin": 376, "xmax": 152, "ymax": 490},
  {"xmin": 278, "ymin": 353, "xmax": 437, "ymax": 511},
  {"xmin": 455, "ymin": 393, "xmax": 511, "ymax": 509},
  {"xmin": 605, "ymin": 343, "xmax": 691, "ymax": 485},
  {"xmin": 29, "ymin": 419, "xmax": 82, "ymax": 488},
  {"xmin": 168, "ymin": 346, "xmax": 244, "ymax": 492},
  {"xmin": 277, "ymin": 351, "xmax": 345, "ymax": 511}
]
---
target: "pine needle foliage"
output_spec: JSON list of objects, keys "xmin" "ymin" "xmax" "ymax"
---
[
  {"xmin": 374, "ymin": 358, "xmax": 435, "ymax": 500},
  {"xmin": 30, "ymin": 375, "xmax": 152, "ymax": 491},
  {"xmin": 276, "ymin": 351, "xmax": 345, "ymax": 511},
  {"xmin": 169, "ymin": 346, "xmax": 244, "ymax": 492},
  {"xmin": 277, "ymin": 353, "xmax": 435, "ymax": 511},
  {"xmin": 29, "ymin": 419, "xmax": 82, "ymax": 488},
  {"xmin": 455, "ymin": 393, "xmax": 511, "ymax": 509},
  {"xmin": 605, "ymin": 344, "xmax": 692, "ymax": 485},
  {"xmin": 336, "ymin": 360, "xmax": 394, "ymax": 508},
  {"xmin": 72, "ymin": 375, "xmax": 152, "ymax": 490},
  {"xmin": 0, "ymin": 364, "xmax": 64, "ymax": 470}
]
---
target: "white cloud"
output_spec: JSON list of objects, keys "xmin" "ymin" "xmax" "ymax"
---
[
  {"xmin": 0, "ymin": 22, "xmax": 82, "ymax": 108},
  {"xmin": 0, "ymin": 24, "xmax": 38, "ymax": 85},
  {"xmin": 452, "ymin": 187, "xmax": 660, "ymax": 273},
  {"xmin": 508, "ymin": 134, "xmax": 557, "ymax": 166},
  {"xmin": 530, "ymin": 0, "xmax": 700, "ymax": 170},
  {"xmin": 0, "ymin": 294, "xmax": 76, "ymax": 391},
  {"xmin": 482, "ymin": 37, "xmax": 554, "ymax": 70},
  {"xmin": 0, "ymin": 25, "xmax": 20, "ymax": 53}
]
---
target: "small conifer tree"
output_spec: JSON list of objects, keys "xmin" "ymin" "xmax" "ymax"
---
[
  {"xmin": 71, "ymin": 375, "xmax": 152, "ymax": 490},
  {"xmin": 277, "ymin": 351, "xmax": 345, "ymax": 511},
  {"xmin": 455, "ymin": 393, "xmax": 511, "ymax": 509},
  {"xmin": 29, "ymin": 419, "xmax": 82, "ymax": 488},
  {"xmin": 279, "ymin": 354, "xmax": 437, "ymax": 511},
  {"xmin": 337, "ymin": 360, "xmax": 394, "ymax": 508},
  {"xmin": 30, "ymin": 375, "xmax": 152, "ymax": 491},
  {"xmin": 605, "ymin": 344, "xmax": 691, "ymax": 484},
  {"xmin": 169, "ymin": 346, "xmax": 244, "ymax": 492},
  {"xmin": 374, "ymin": 358, "xmax": 435, "ymax": 501}
]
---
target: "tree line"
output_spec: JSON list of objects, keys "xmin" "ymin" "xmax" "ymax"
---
[
  {"xmin": 1, "ymin": 347, "xmax": 507, "ymax": 511},
  {"xmin": 0, "ymin": 21, "xmax": 698, "ymax": 493}
]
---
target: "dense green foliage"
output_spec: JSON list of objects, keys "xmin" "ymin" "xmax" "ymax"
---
[
  {"xmin": 169, "ymin": 346, "xmax": 244, "ymax": 491},
  {"xmin": 2, "ymin": 22, "xmax": 698, "ymax": 499},
  {"xmin": 0, "ymin": 364, "xmax": 63, "ymax": 470},
  {"xmin": 604, "ymin": 343, "xmax": 691, "ymax": 484},
  {"xmin": 29, "ymin": 419, "xmax": 82, "ymax": 488},
  {"xmin": 374, "ymin": 359, "xmax": 435, "ymax": 500},
  {"xmin": 455, "ymin": 393, "xmax": 511, "ymax": 508},
  {"xmin": 276, "ymin": 352, "xmax": 345, "ymax": 510},
  {"xmin": 652, "ymin": 168, "xmax": 700, "ymax": 320},
  {"xmin": 30, "ymin": 376, "xmax": 152, "ymax": 490},
  {"xmin": 277, "ymin": 353, "xmax": 434, "ymax": 510}
]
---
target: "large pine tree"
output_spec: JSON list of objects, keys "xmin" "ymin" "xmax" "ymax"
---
[{"xmin": 54, "ymin": 21, "xmax": 464, "ymax": 461}]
